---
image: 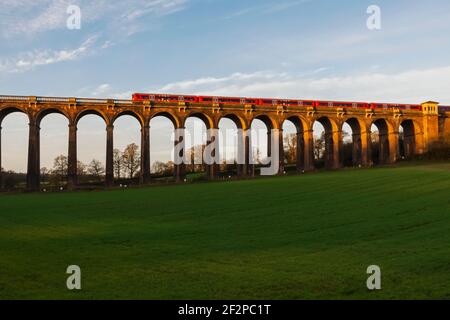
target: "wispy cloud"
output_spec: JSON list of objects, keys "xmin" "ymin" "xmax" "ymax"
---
[
  {"xmin": 0, "ymin": 0, "xmax": 189, "ymax": 38},
  {"xmin": 0, "ymin": 35, "xmax": 98, "ymax": 73},
  {"xmin": 1, "ymin": 0, "xmax": 80, "ymax": 37},
  {"xmin": 122, "ymin": 0, "xmax": 188, "ymax": 21},
  {"xmin": 83, "ymin": 83, "xmax": 133, "ymax": 99},
  {"xmin": 91, "ymin": 83, "xmax": 111, "ymax": 96},
  {"xmin": 224, "ymin": 0, "xmax": 310, "ymax": 19}
]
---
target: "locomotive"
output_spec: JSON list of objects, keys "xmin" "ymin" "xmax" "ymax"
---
[{"xmin": 132, "ymin": 93, "xmax": 429, "ymax": 111}]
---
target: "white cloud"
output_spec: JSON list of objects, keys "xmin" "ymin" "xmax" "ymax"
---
[
  {"xmin": 153, "ymin": 67, "xmax": 450, "ymax": 105},
  {"xmin": 0, "ymin": 35, "xmax": 98, "ymax": 73},
  {"xmin": 86, "ymin": 83, "xmax": 134, "ymax": 100},
  {"xmin": 91, "ymin": 83, "xmax": 111, "ymax": 96}
]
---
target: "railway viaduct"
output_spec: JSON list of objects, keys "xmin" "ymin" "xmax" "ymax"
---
[{"xmin": 0, "ymin": 95, "xmax": 448, "ymax": 191}]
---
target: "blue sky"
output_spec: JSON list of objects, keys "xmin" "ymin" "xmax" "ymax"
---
[{"xmin": 1, "ymin": 0, "xmax": 450, "ymax": 172}]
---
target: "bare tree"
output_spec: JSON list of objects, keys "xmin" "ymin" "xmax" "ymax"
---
[
  {"xmin": 52, "ymin": 155, "xmax": 68, "ymax": 177},
  {"xmin": 152, "ymin": 161, "xmax": 167, "ymax": 175},
  {"xmin": 88, "ymin": 159, "xmax": 105, "ymax": 180},
  {"xmin": 77, "ymin": 161, "xmax": 87, "ymax": 177},
  {"xmin": 40, "ymin": 167, "xmax": 49, "ymax": 183},
  {"xmin": 152, "ymin": 161, "xmax": 174, "ymax": 175},
  {"xmin": 186, "ymin": 144, "xmax": 206, "ymax": 172},
  {"xmin": 284, "ymin": 133, "xmax": 297, "ymax": 164},
  {"xmin": 113, "ymin": 148, "xmax": 123, "ymax": 179},
  {"xmin": 314, "ymin": 132, "xmax": 325, "ymax": 160},
  {"xmin": 122, "ymin": 143, "xmax": 140, "ymax": 178}
]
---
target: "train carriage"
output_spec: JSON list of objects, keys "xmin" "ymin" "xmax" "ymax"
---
[{"xmin": 132, "ymin": 93, "xmax": 424, "ymax": 111}]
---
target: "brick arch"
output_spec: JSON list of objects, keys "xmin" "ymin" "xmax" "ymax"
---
[
  {"xmin": 371, "ymin": 118, "xmax": 393, "ymax": 164},
  {"xmin": 401, "ymin": 118, "xmax": 423, "ymax": 135},
  {"xmin": 399, "ymin": 118, "xmax": 424, "ymax": 157},
  {"xmin": 372, "ymin": 118, "xmax": 391, "ymax": 134},
  {"xmin": 251, "ymin": 114, "xmax": 278, "ymax": 130},
  {"xmin": 183, "ymin": 112, "xmax": 214, "ymax": 129},
  {"xmin": 342, "ymin": 117, "xmax": 367, "ymax": 166},
  {"xmin": 112, "ymin": 110, "xmax": 145, "ymax": 128},
  {"xmin": 75, "ymin": 109, "xmax": 109, "ymax": 126},
  {"xmin": 343, "ymin": 117, "xmax": 365, "ymax": 135},
  {"xmin": 313, "ymin": 116, "xmax": 340, "ymax": 132},
  {"xmin": 35, "ymin": 108, "xmax": 70, "ymax": 126},
  {"xmin": 311, "ymin": 116, "xmax": 341, "ymax": 169},
  {"xmin": 0, "ymin": 106, "xmax": 29, "ymax": 125},
  {"xmin": 281, "ymin": 115, "xmax": 310, "ymax": 171},
  {"xmin": 150, "ymin": 111, "xmax": 181, "ymax": 129},
  {"xmin": 249, "ymin": 114, "xmax": 281, "ymax": 175},
  {"xmin": 218, "ymin": 113, "xmax": 248, "ymax": 130},
  {"xmin": 0, "ymin": 107, "xmax": 30, "ymax": 188},
  {"xmin": 283, "ymin": 115, "xmax": 308, "ymax": 133}
]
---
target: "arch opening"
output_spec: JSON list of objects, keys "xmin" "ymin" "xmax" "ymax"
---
[
  {"xmin": 342, "ymin": 118, "xmax": 362, "ymax": 167},
  {"xmin": 76, "ymin": 109, "xmax": 107, "ymax": 126},
  {"xmin": 282, "ymin": 117, "xmax": 304, "ymax": 172},
  {"xmin": 218, "ymin": 117, "xmax": 239, "ymax": 177},
  {"xmin": 113, "ymin": 115, "xmax": 142, "ymax": 184},
  {"xmin": 184, "ymin": 113, "xmax": 213, "ymax": 130},
  {"xmin": 40, "ymin": 113, "xmax": 69, "ymax": 188},
  {"xmin": 77, "ymin": 114, "xmax": 107, "ymax": 185},
  {"xmin": 312, "ymin": 117, "xmax": 335, "ymax": 169},
  {"xmin": 250, "ymin": 116, "xmax": 274, "ymax": 175},
  {"xmin": 371, "ymin": 119, "xmax": 390, "ymax": 165},
  {"xmin": 184, "ymin": 116, "xmax": 208, "ymax": 178},
  {"xmin": 36, "ymin": 109, "xmax": 68, "ymax": 126},
  {"xmin": 112, "ymin": 111, "xmax": 144, "ymax": 128},
  {"xmin": 150, "ymin": 115, "xmax": 176, "ymax": 180},
  {"xmin": 399, "ymin": 120, "xmax": 416, "ymax": 160},
  {"xmin": 0, "ymin": 111, "xmax": 28, "ymax": 190}
]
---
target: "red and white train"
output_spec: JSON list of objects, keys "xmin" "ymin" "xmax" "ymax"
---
[{"xmin": 132, "ymin": 93, "xmax": 427, "ymax": 111}]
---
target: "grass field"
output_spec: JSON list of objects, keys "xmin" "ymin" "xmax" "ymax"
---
[{"xmin": 1, "ymin": 163, "xmax": 450, "ymax": 300}]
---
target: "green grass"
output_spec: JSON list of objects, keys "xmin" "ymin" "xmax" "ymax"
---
[{"xmin": 1, "ymin": 163, "xmax": 450, "ymax": 300}]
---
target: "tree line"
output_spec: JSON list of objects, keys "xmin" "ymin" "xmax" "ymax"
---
[
  {"xmin": 2, "ymin": 134, "xmax": 449, "ymax": 190},
  {"xmin": 43, "ymin": 143, "xmax": 142, "ymax": 183}
]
